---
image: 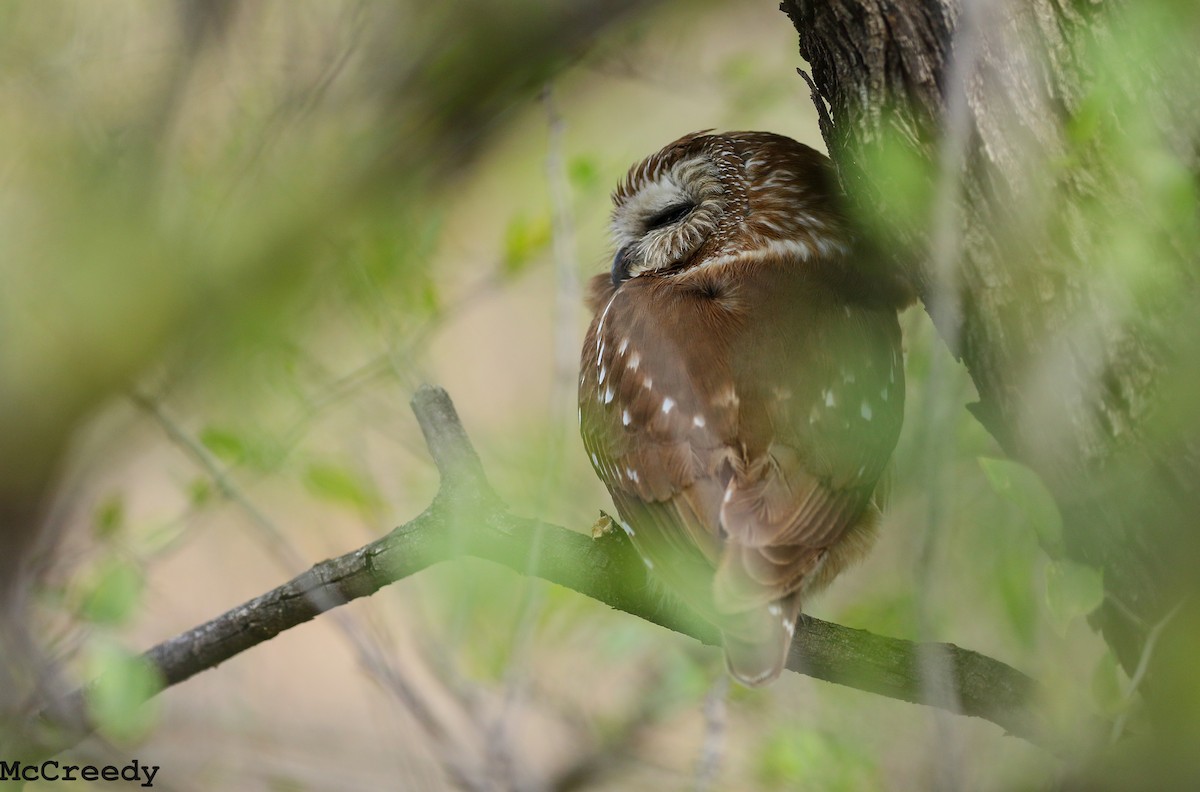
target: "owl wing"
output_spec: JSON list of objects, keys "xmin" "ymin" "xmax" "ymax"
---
[
  {"xmin": 712, "ymin": 280, "xmax": 905, "ymax": 614},
  {"xmin": 580, "ymin": 274, "xmax": 733, "ymax": 612}
]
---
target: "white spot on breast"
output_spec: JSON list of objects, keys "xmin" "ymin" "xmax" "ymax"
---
[
  {"xmin": 604, "ymin": 386, "xmax": 614, "ymax": 404},
  {"xmin": 767, "ymin": 603, "xmax": 782, "ymax": 617},
  {"xmin": 784, "ymin": 618, "xmax": 796, "ymax": 637},
  {"xmin": 861, "ymin": 401, "xmax": 873, "ymax": 420},
  {"xmin": 661, "ymin": 397, "xmax": 675, "ymax": 414},
  {"xmin": 621, "ymin": 521, "xmax": 635, "ymax": 537},
  {"xmin": 577, "ymin": 407, "xmax": 582, "ymax": 426},
  {"xmin": 590, "ymin": 452, "xmax": 599, "ymax": 466},
  {"xmin": 629, "ymin": 352, "xmax": 641, "ymax": 372},
  {"xmin": 622, "ymin": 409, "xmax": 631, "ymax": 426},
  {"xmin": 626, "ymin": 467, "xmax": 640, "ymax": 483},
  {"xmin": 642, "ymin": 377, "xmax": 653, "ymax": 390},
  {"xmin": 598, "ymin": 366, "xmax": 607, "ymax": 385},
  {"xmin": 693, "ymin": 414, "xmax": 706, "ymax": 428},
  {"xmin": 723, "ymin": 489, "xmax": 733, "ymax": 504},
  {"xmin": 618, "ymin": 338, "xmax": 629, "ymax": 355},
  {"xmin": 823, "ymin": 389, "xmax": 836, "ymax": 408}
]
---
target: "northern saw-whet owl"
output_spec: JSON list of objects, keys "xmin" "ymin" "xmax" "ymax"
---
[{"xmin": 578, "ymin": 131, "xmax": 908, "ymax": 687}]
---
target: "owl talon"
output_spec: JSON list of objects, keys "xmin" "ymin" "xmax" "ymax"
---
[{"xmin": 591, "ymin": 512, "xmax": 616, "ymax": 539}]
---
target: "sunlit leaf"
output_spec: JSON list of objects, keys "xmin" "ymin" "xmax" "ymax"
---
[
  {"xmin": 979, "ymin": 457, "xmax": 1064, "ymax": 557},
  {"xmin": 1045, "ymin": 560, "xmax": 1104, "ymax": 634},
  {"xmin": 85, "ymin": 639, "xmax": 162, "ymax": 742},
  {"xmin": 1091, "ymin": 650, "xmax": 1126, "ymax": 716},
  {"xmin": 756, "ymin": 727, "xmax": 876, "ymax": 791},
  {"xmin": 567, "ymin": 155, "xmax": 600, "ymax": 191},
  {"xmin": 303, "ymin": 462, "xmax": 380, "ymax": 511},
  {"xmin": 502, "ymin": 212, "xmax": 551, "ymax": 277},
  {"xmin": 80, "ymin": 558, "xmax": 144, "ymax": 626},
  {"xmin": 199, "ymin": 427, "xmax": 248, "ymax": 466}
]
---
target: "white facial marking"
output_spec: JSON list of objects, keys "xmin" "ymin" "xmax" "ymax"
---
[
  {"xmin": 622, "ymin": 409, "xmax": 631, "ymax": 426},
  {"xmin": 661, "ymin": 397, "xmax": 675, "ymax": 414},
  {"xmin": 861, "ymin": 401, "xmax": 873, "ymax": 421},
  {"xmin": 693, "ymin": 414, "xmax": 706, "ymax": 428}
]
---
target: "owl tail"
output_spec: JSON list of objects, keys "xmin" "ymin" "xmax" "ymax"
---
[{"xmin": 718, "ymin": 593, "xmax": 803, "ymax": 687}]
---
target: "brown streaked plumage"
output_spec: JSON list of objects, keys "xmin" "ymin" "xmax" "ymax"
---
[{"xmin": 579, "ymin": 131, "xmax": 910, "ymax": 686}]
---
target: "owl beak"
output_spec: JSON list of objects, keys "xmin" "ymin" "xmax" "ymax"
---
[{"xmin": 611, "ymin": 244, "xmax": 634, "ymax": 287}]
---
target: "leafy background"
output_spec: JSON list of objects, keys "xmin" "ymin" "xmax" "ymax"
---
[{"xmin": 3, "ymin": 1, "xmax": 1131, "ymax": 789}]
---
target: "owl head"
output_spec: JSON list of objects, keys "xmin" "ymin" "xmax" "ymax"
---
[{"xmin": 608, "ymin": 131, "xmax": 850, "ymax": 287}]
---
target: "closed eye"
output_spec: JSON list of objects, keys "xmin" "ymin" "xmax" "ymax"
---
[{"xmin": 644, "ymin": 202, "xmax": 694, "ymax": 231}]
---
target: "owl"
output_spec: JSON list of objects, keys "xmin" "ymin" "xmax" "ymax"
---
[{"xmin": 578, "ymin": 131, "xmax": 909, "ymax": 686}]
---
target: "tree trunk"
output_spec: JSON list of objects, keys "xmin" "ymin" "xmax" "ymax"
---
[{"xmin": 781, "ymin": 0, "xmax": 1200, "ymax": 739}]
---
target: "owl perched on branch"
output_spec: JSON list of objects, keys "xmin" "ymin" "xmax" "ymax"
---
[{"xmin": 578, "ymin": 131, "xmax": 909, "ymax": 686}]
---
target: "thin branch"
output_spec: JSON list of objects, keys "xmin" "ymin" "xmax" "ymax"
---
[{"xmin": 28, "ymin": 385, "xmax": 1071, "ymax": 759}]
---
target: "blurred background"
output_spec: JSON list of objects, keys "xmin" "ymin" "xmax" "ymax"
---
[{"xmin": 0, "ymin": 1, "xmax": 1127, "ymax": 789}]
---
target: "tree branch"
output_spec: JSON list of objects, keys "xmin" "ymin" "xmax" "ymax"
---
[{"xmin": 31, "ymin": 385, "xmax": 1068, "ymax": 758}]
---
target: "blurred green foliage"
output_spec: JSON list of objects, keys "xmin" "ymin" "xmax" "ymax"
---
[{"xmin": 3, "ymin": 0, "xmax": 1197, "ymax": 789}]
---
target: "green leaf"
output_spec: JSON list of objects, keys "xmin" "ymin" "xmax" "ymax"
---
[
  {"xmin": 501, "ymin": 212, "xmax": 551, "ymax": 277},
  {"xmin": 85, "ymin": 640, "xmax": 162, "ymax": 742},
  {"xmin": 80, "ymin": 558, "xmax": 144, "ymax": 626},
  {"xmin": 1045, "ymin": 560, "xmax": 1104, "ymax": 634},
  {"xmin": 978, "ymin": 457, "xmax": 1065, "ymax": 556},
  {"xmin": 303, "ymin": 462, "xmax": 379, "ymax": 511},
  {"xmin": 567, "ymin": 156, "xmax": 600, "ymax": 191},
  {"xmin": 756, "ymin": 727, "xmax": 876, "ymax": 791},
  {"xmin": 1091, "ymin": 651, "xmax": 1126, "ymax": 716},
  {"xmin": 93, "ymin": 494, "xmax": 124, "ymax": 540},
  {"xmin": 188, "ymin": 477, "xmax": 214, "ymax": 508},
  {"xmin": 199, "ymin": 427, "xmax": 248, "ymax": 465}
]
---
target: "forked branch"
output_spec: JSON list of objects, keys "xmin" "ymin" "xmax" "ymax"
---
[{"xmin": 29, "ymin": 385, "xmax": 1071, "ymax": 758}]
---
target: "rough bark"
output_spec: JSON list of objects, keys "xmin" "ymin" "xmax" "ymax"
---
[{"xmin": 780, "ymin": 0, "xmax": 1200, "ymax": 725}]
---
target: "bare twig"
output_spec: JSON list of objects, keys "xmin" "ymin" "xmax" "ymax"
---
[
  {"xmin": 27, "ymin": 386, "xmax": 1071, "ymax": 760},
  {"xmin": 693, "ymin": 674, "xmax": 729, "ymax": 792}
]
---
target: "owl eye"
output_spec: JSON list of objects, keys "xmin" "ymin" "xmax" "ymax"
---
[{"xmin": 644, "ymin": 202, "xmax": 694, "ymax": 231}]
